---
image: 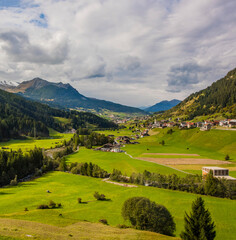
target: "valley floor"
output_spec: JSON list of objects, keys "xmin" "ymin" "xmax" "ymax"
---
[{"xmin": 0, "ymin": 127, "xmax": 235, "ymax": 239}]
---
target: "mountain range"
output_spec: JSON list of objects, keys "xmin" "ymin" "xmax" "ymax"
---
[
  {"xmin": 144, "ymin": 99, "xmax": 181, "ymax": 112},
  {"xmin": 0, "ymin": 87, "xmax": 117, "ymax": 140},
  {"xmin": 0, "ymin": 78, "xmax": 145, "ymax": 115},
  {"xmin": 161, "ymin": 68, "xmax": 236, "ymax": 119}
]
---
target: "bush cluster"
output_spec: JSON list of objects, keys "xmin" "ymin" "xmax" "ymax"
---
[{"xmin": 37, "ymin": 200, "xmax": 62, "ymax": 209}]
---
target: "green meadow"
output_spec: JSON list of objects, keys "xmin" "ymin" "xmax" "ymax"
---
[
  {"xmin": 0, "ymin": 172, "xmax": 235, "ymax": 240},
  {"xmin": 67, "ymin": 147, "xmax": 187, "ymax": 176},
  {"xmin": 97, "ymin": 127, "xmax": 236, "ymax": 176},
  {"xmin": 0, "ymin": 126, "xmax": 235, "ymax": 239},
  {"xmin": 0, "ymin": 129, "xmax": 73, "ymax": 152},
  {"xmin": 123, "ymin": 128, "xmax": 236, "ymax": 160}
]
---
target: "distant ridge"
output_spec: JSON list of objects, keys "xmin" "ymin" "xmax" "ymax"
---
[
  {"xmin": 145, "ymin": 99, "xmax": 181, "ymax": 112},
  {"xmin": 0, "ymin": 78, "xmax": 146, "ymax": 115}
]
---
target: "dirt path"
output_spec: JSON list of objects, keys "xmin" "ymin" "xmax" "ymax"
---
[
  {"xmin": 143, "ymin": 153, "xmax": 200, "ymax": 156},
  {"xmin": 103, "ymin": 179, "xmax": 138, "ymax": 188},
  {"xmin": 138, "ymin": 157, "xmax": 231, "ymax": 165}
]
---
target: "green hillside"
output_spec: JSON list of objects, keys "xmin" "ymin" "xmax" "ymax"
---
[
  {"xmin": 0, "ymin": 172, "xmax": 234, "ymax": 240},
  {"xmin": 0, "ymin": 88, "xmax": 117, "ymax": 141},
  {"xmin": 162, "ymin": 68, "xmax": 236, "ymax": 119}
]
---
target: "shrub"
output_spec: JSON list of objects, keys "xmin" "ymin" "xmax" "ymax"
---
[
  {"xmin": 167, "ymin": 129, "xmax": 173, "ymax": 134},
  {"xmin": 99, "ymin": 219, "xmax": 108, "ymax": 225},
  {"xmin": 225, "ymin": 154, "xmax": 230, "ymax": 160},
  {"xmin": 24, "ymin": 207, "xmax": 28, "ymax": 211},
  {"xmin": 10, "ymin": 175, "xmax": 18, "ymax": 186},
  {"xmin": 122, "ymin": 197, "xmax": 175, "ymax": 236},
  {"xmin": 116, "ymin": 224, "xmax": 129, "ymax": 229},
  {"xmin": 57, "ymin": 203, "xmax": 62, "ymax": 208},
  {"xmin": 48, "ymin": 200, "xmax": 56, "ymax": 209},
  {"xmin": 94, "ymin": 191, "xmax": 106, "ymax": 201},
  {"xmin": 37, "ymin": 204, "xmax": 49, "ymax": 209},
  {"xmin": 159, "ymin": 140, "xmax": 165, "ymax": 146}
]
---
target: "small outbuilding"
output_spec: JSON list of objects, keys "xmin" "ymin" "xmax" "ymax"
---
[{"xmin": 202, "ymin": 167, "xmax": 236, "ymax": 180}]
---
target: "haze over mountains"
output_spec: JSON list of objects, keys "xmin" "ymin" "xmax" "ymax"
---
[
  {"xmin": 0, "ymin": 78, "xmax": 145, "ymax": 115},
  {"xmin": 144, "ymin": 99, "xmax": 181, "ymax": 113}
]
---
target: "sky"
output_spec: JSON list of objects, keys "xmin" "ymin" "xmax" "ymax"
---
[{"xmin": 0, "ymin": 0, "xmax": 235, "ymax": 107}]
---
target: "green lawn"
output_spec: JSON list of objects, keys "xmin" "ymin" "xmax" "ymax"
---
[
  {"xmin": 97, "ymin": 128, "xmax": 134, "ymax": 137},
  {"xmin": 0, "ymin": 172, "xmax": 235, "ymax": 240},
  {"xmin": 0, "ymin": 130, "xmax": 73, "ymax": 152},
  {"xmin": 67, "ymin": 147, "xmax": 187, "ymax": 176}
]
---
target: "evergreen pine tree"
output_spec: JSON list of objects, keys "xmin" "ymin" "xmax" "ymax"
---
[{"xmin": 180, "ymin": 197, "xmax": 216, "ymax": 240}]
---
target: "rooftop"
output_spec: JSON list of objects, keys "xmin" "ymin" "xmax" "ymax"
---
[{"xmin": 202, "ymin": 167, "xmax": 228, "ymax": 170}]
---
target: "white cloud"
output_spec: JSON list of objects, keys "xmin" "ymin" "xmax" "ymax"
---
[{"xmin": 0, "ymin": 0, "xmax": 235, "ymax": 107}]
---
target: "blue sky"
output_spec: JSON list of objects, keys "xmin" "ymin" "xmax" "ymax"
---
[
  {"xmin": 0, "ymin": 0, "xmax": 236, "ymax": 107},
  {"xmin": 0, "ymin": 0, "xmax": 22, "ymax": 8}
]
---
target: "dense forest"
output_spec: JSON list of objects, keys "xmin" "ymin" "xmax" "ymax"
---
[
  {"xmin": 0, "ymin": 89, "xmax": 117, "ymax": 141},
  {"xmin": 72, "ymin": 128, "xmax": 114, "ymax": 149},
  {"xmin": 0, "ymin": 148, "xmax": 54, "ymax": 186},
  {"xmin": 162, "ymin": 68, "xmax": 236, "ymax": 119}
]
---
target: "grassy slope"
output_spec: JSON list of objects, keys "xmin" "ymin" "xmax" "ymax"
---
[
  {"xmin": 67, "ymin": 148, "xmax": 186, "ymax": 176},
  {"xmin": 125, "ymin": 128, "xmax": 236, "ymax": 161},
  {"xmin": 0, "ymin": 129, "xmax": 73, "ymax": 152},
  {"xmin": 97, "ymin": 127, "xmax": 236, "ymax": 175},
  {"xmin": 0, "ymin": 172, "xmax": 235, "ymax": 240},
  {"xmin": 0, "ymin": 219, "xmax": 178, "ymax": 240}
]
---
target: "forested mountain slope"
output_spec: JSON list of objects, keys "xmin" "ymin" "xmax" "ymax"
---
[
  {"xmin": 162, "ymin": 68, "xmax": 236, "ymax": 119},
  {"xmin": 0, "ymin": 89, "xmax": 117, "ymax": 141}
]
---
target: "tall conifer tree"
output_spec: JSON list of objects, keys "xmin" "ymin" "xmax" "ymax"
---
[{"xmin": 180, "ymin": 197, "xmax": 216, "ymax": 240}]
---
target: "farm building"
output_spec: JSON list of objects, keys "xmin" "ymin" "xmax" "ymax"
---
[
  {"xmin": 202, "ymin": 167, "xmax": 236, "ymax": 180},
  {"xmin": 200, "ymin": 123, "xmax": 211, "ymax": 131}
]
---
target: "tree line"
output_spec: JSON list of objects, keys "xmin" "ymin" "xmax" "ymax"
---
[
  {"xmin": 0, "ymin": 147, "xmax": 55, "ymax": 186},
  {"xmin": 72, "ymin": 129, "xmax": 114, "ymax": 149},
  {"xmin": 110, "ymin": 169, "xmax": 236, "ymax": 200}
]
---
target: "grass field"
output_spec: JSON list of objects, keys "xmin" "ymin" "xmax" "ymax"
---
[
  {"xmin": 0, "ymin": 219, "xmax": 178, "ymax": 240},
  {"xmin": 0, "ymin": 130, "xmax": 73, "ymax": 152},
  {"xmin": 97, "ymin": 127, "xmax": 236, "ymax": 177},
  {"xmin": 124, "ymin": 128, "xmax": 236, "ymax": 161},
  {"xmin": 67, "ymin": 148, "xmax": 187, "ymax": 176},
  {"xmin": 0, "ymin": 172, "xmax": 235, "ymax": 240}
]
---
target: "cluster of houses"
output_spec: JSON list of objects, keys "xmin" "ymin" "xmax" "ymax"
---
[
  {"xmin": 94, "ymin": 143, "xmax": 125, "ymax": 153},
  {"xmin": 94, "ymin": 131, "xmax": 150, "ymax": 153},
  {"xmin": 149, "ymin": 119, "xmax": 236, "ymax": 131}
]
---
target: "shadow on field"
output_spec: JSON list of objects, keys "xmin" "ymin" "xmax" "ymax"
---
[{"xmin": 0, "ymin": 192, "xmax": 13, "ymax": 195}]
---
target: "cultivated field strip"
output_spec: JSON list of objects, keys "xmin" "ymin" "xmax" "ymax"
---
[{"xmin": 137, "ymin": 157, "xmax": 231, "ymax": 165}]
